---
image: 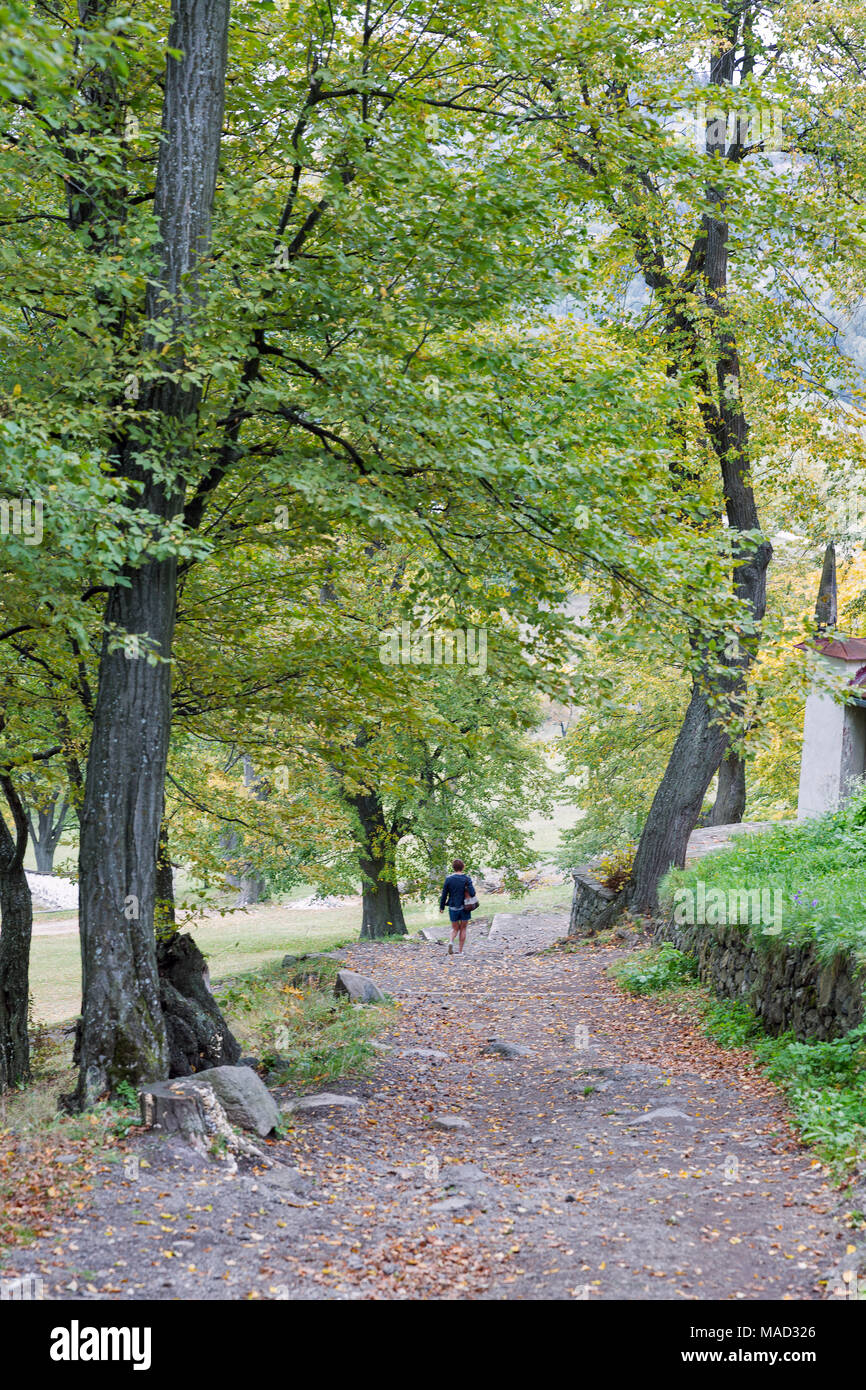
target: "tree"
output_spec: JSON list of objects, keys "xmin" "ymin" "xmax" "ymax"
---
[
  {"xmin": 19, "ymin": 786, "xmax": 71, "ymax": 875},
  {"xmin": 75, "ymin": 0, "xmax": 231, "ymax": 1105}
]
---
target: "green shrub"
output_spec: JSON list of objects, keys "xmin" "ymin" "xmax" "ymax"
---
[{"xmin": 610, "ymin": 944, "xmax": 698, "ymax": 995}]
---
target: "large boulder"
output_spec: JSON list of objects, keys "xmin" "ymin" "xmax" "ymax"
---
[
  {"xmin": 334, "ymin": 969, "xmax": 384, "ymax": 1003},
  {"xmin": 170, "ymin": 1064, "xmax": 279, "ymax": 1136}
]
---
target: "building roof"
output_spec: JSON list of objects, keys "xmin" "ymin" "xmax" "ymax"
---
[{"xmin": 796, "ymin": 636, "xmax": 866, "ymax": 661}]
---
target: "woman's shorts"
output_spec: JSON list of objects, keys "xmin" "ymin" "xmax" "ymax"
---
[{"xmin": 448, "ymin": 907, "xmax": 470, "ymax": 922}]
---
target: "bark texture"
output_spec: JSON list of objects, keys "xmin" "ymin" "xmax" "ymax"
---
[
  {"xmin": 349, "ymin": 790, "xmax": 407, "ymax": 939},
  {"xmin": 707, "ymin": 747, "xmax": 746, "ymax": 826},
  {"xmin": 0, "ymin": 777, "xmax": 32, "ymax": 1090},
  {"xmin": 157, "ymin": 932, "xmax": 241, "ymax": 1077},
  {"xmin": 76, "ymin": 0, "xmax": 230, "ymax": 1106}
]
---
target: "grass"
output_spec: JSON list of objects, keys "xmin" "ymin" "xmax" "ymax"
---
[
  {"xmin": 612, "ymin": 946, "xmax": 866, "ymax": 1177},
  {"xmin": 609, "ymin": 943, "xmax": 699, "ymax": 994},
  {"xmin": 214, "ymin": 954, "xmax": 390, "ymax": 1095},
  {"xmin": 660, "ymin": 784, "xmax": 866, "ymax": 965}
]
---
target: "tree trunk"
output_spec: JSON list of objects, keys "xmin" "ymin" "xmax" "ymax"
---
[
  {"xmin": 623, "ymin": 16, "xmax": 771, "ymax": 915},
  {"xmin": 24, "ymin": 794, "xmax": 69, "ymax": 876},
  {"xmin": 361, "ymin": 870, "xmax": 407, "ymax": 939},
  {"xmin": 628, "ymin": 687, "xmax": 730, "ymax": 911},
  {"xmin": 707, "ymin": 747, "xmax": 746, "ymax": 825},
  {"xmin": 76, "ymin": 0, "xmax": 230, "ymax": 1107},
  {"xmin": 0, "ymin": 777, "xmax": 32, "ymax": 1090},
  {"xmin": 349, "ymin": 790, "xmax": 407, "ymax": 939},
  {"xmin": 157, "ymin": 931, "xmax": 241, "ymax": 1076}
]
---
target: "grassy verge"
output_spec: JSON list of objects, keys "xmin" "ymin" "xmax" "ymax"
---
[
  {"xmin": 611, "ymin": 946, "xmax": 866, "ymax": 1178},
  {"xmin": 660, "ymin": 787, "xmax": 866, "ymax": 965},
  {"xmin": 213, "ymin": 953, "xmax": 392, "ymax": 1096}
]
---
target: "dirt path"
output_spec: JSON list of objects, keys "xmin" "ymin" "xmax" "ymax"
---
[{"xmin": 2, "ymin": 912, "xmax": 847, "ymax": 1300}]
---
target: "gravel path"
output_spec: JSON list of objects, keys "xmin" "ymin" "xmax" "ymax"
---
[{"xmin": 2, "ymin": 911, "xmax": 849, "ymax": 1300}]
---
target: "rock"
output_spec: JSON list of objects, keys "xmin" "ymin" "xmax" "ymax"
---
[
  {"xmin": 431, "ymin": 1196, "xmax": 471, "ymax": 1214},
  {"xmin": 569, "ymin": 869, "xmax": 626, "ymax": 937},
  {"xmin": 400, "ymin": 1047, "xmax": 448, "ymax": 1062},
  {"xmin": 627, "ymin": 1106, "xmax": 692, "ymax": 1125},
  {"xmin": 260, "ymin": 1165, "xmax": 312, "ymax": 1196},
  {"xmin": 170, "ymin": 1065, "xmax": 279, "ymax": 1136},
  {"xmin": 280, "ymin": 954, "xmax": 299, "ymax": 968},
  {"xmin": 482, "ymin": 1039, "xmax": 530, "ymax": 1058},
  {"xmin": 239, "ymin": 1056, "xmax": 261, "ymax": 1070},
  {"xmin": 420, "ymin": 928, "xmax": 449, "ymax": 943},
  {"xmin": 282, "ymin": 1092, "xmax": 363, "ymax": 1113},
  {"xmin": 430, "ymin": 1114, "xmax": 470, "ymax": 1131},
  {"xmin": 334, "ymin": 969, "xmax": 385, "ymax": 1003},
  {"xmin": 442, "ymin": 1163, "xmax": 486, "ymax": 1184}
]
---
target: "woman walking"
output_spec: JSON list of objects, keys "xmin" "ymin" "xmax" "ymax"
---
[{"xmin": 439, "ymin": 858, "xmax": 477, "ymax": 956}]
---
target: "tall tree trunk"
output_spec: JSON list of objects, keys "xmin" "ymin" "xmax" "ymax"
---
[
  {"xmin": 76, "ymin": 0, "xmax": 230, "ymax": 1107},
  {"xmin": 349, "ymin": 791, "xmax": 407, "ymax": 939},
  {"xmin": 625, "ymin": 18, "xmax": 771, "ymax": 914},
  {"xmin": 0, "ymin": 777, "xmax": 32, "ymax": 1090},
  {"xmin": 707, "ymin": 747, "xmax": 746, "ymax": 825}
]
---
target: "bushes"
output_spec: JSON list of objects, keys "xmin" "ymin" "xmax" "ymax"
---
[{"xmin": 610, "ymin": 944, "xmax": 698, "ymax": 995}]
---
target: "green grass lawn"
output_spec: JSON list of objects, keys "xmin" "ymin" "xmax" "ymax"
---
[{"xmin": 29, "ymin": 880, "xmax": 574, "ymax": 1026}]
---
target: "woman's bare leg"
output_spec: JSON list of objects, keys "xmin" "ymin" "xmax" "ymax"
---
[{"xmin": 458, "ymin": 921, "xmax": 467, "ymax": 953}]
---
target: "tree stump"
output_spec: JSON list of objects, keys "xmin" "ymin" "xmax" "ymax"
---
[
  {"xmin": 157, "ymin": 932, "xmax": 241, "ymax": 1077},
  {"xmin": 139, "ymin": 1080, "xmax": 208, "ymax": 1144}
]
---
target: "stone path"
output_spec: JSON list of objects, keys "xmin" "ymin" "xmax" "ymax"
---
[{"xmin": 1, "ymin": 911, "xmax": 849, "ymax": 1300}]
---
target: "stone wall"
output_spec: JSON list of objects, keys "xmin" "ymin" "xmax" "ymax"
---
[
  {"xmin": 654, "ymin": 917, "xmax": 864, "ymax": 1041},
  {"xmin": 568, "ymin": 870, "xmax": 627, "ymax": 937}
]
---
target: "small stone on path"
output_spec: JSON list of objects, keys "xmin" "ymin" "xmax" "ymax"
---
[
  {"xmin": 482, "ymin": 1039, "xmax": 530, "ymax": 1058},
  {"xmin": 282, "ymin": 1092, "xmax": 363, "ymax": 1113}
]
